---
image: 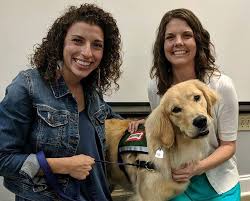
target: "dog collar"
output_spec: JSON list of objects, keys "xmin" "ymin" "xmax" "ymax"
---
[{"xmin": 135, "ymin": 160, "xmax": 156, "ymax": 171}]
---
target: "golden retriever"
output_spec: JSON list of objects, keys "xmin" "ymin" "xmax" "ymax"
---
[{"xmin": 105, "ymin": 79, "xmax": 218, "ymax": 201}]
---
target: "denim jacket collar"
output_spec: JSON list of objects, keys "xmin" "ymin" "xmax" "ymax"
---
[{"xmin": 50, "ymin": 76, "xmax": 70, "ymax": 98}]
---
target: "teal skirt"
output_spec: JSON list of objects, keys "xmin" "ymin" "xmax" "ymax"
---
[{"xmin": 170, "ymin": 174, "xmax": 240, "ymax": 201}]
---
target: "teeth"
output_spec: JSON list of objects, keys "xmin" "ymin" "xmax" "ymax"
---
[
  {"xmin": 75, "ymin": 59, "xmax": 91, "ymax": 66},
  {"xmin": 173, "ymin": 50, "xmax": 186, "ymax": 55}
]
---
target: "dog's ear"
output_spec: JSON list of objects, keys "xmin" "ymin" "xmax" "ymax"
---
[
  {"xmin": 145, "ymin": 104, "xmax": 174, "ymax": 149},
  {"xmin": 194, "ymin": 80, "xmax": 219, "ymax": 116}
]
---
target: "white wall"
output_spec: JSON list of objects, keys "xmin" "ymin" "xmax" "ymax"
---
[{"xmin": 0, "ymin": 0, "xmax": 250, "ymax": 102}]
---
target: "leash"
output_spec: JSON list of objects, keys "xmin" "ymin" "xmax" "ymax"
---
[
  {"xmin": 95, "ymin": 159, "xmax": 155, "ymax": 171},
  {"xmin": 36, "ymin": 152, "xmax": 155, "ymax": 201},
  {"xmin": 37, "ymin": 151, "xmax": 80, "ymax": 201},
  {"xmin": 95, "ymin": 159, "xmax": 139, "ymax": 167}
]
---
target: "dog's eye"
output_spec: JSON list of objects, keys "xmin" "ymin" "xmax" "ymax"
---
[
  {"xmin": 172, "ymin": 107, "xmax": 182, "ymax": 113},
  {"xmin": 194, "ymin": 95, "xmax": 200, "ymax": 102}
]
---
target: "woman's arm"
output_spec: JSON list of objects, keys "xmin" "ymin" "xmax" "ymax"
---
[
  {"xmin": 47, "ymin": 154, "xmax": 95, "ymax": 180},
  {"xmin": 0, "ymin": 72, "xmax": 34, "ymax": 177},
  {"xmin": 172, "ymin": 140, "xmax": 236, "ymax": 182}
]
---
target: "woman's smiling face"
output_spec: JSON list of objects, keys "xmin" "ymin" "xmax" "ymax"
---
[
  {"xmin": 164, "ymin": 18, "xmax": 197, "ymax": 69},
  {"xmin": 62, "ymin": 21, "xmax": 104, "ymax": 82}
]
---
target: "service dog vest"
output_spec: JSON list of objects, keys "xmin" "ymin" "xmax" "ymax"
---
[{"xmin": 118, "ymin": 125, "xmax": 148, "ymax": 154}]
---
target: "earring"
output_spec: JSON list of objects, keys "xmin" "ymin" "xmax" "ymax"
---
[
  {"xmin": 57, "ymin": 60, "xmax": 63, "ymax": 69},
  {"xmin": 98, "ymin": 68, "xmax": 101, "ymax": 88}
]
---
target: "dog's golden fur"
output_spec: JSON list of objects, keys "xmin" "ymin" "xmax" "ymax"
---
[{"xmin": 105, "ymin": 80, "xmax": 218, "ymax": 201}]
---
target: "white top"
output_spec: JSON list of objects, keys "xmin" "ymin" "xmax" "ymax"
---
[{"xmin": 148, "ymin": 74, "xmax": 239, "ymax": 194}]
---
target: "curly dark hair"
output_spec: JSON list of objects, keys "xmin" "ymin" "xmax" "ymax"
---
[
  {"xmin": 30, "ymin": 3, "xmax": 122, "ymax": 93},
  {"xmin": 150, "ymin": 8, "xmax": 220, "ymax": 95}
]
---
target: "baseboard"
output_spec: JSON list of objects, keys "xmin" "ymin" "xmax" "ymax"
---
[{"xmin": 240, "ymin": 174, "xmax": 250, "ymax": 196}]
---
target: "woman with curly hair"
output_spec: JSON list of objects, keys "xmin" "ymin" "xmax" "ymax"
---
[
  {"xmin": 0, "ymin": 3, "xmax": 122, "ymax": 201},
  {"xmin": 129, "ymin": 8, "xmax": 240, "ymax": 201}
]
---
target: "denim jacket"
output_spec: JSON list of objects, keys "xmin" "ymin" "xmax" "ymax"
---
[{"xmin": 0, "ymin": 68, "xmax": 120, "ymax": 201}]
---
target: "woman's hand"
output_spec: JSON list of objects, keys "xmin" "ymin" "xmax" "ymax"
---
[
  {"xmin": 172, "ymin": 162, "xmax": 202, "ymax": 182},
  {"xmin": 67, "ymin": 155, "xmax": 95, "ymax": 180},
  {"xmin": 128, "ymin": 119, "xmax": 145, "ymax": 133},
  {"xmin": 47, "ymin": 154, "xmax": 95, "ymax": 180},
  {"xmin": 172, "ymin": 140, "xmax": 236, "ymax": 183}
]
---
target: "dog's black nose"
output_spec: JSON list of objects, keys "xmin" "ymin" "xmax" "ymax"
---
[{"xmin": 193, "ymin": 115, "xmax": 207, "ymax": 129}]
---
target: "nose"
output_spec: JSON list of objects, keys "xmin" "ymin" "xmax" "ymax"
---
[
  {"xmin": 81, "ymin": 43, "xmax": 92, "ymax": 58},
  {"xmin": 175, "ymin": 35, "xmax": 184, "ymax": 46},
  {"xmin": 193, "ymin": 115, "xmax": 207, "ymax": 129}
]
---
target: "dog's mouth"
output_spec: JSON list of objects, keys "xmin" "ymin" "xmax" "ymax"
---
[
  {"xmin": 199, "ymin": 129, "xmax": 209, "ymax": 136},
  {"xmin": 189, "ymin": 127, "xmax": 209, "ymax": 139},
  {"xmin": 193, "ymin": 127, "xmax": 209, "ymax": 139}
]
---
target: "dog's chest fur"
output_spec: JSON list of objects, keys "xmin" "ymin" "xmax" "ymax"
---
[{"xmin": 169, "ymin": 134, "xmax": 208, "ymax": 169}]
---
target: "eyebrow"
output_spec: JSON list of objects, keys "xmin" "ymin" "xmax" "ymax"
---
[
  {"xmin": 165, "ymin": 30, "xmax": 193, "ymax": 35},
  {"xmin": 71, "ymin": 34, "xmax": 104, "ymax": 43},
  {"xmin": 183, "ymin": 31, "xmax": 193, "ymax": 34}
]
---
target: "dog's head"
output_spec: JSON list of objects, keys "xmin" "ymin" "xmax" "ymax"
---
[{"xmin": 145, "ymin": 79, "xmax": 219, "ymax": 149}]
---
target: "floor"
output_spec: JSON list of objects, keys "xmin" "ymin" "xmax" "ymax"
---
[
  {"xmin": 112, "ymin": 186, "xmax": 133, "ymax": 201},
  {"xmin": 242, "ymin": 195, "xmax": 250, "ymax": 201},
  {"xmin": 0, "ymin": 177, "xmax": 14, "ymax": 201},
  {"xmin": 1, "ymin": 177, "xmax": 249, "ymax": 201},
  {"xmin": 0, "ymin": 177, "xmax": 132, "ymax": 201}
]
